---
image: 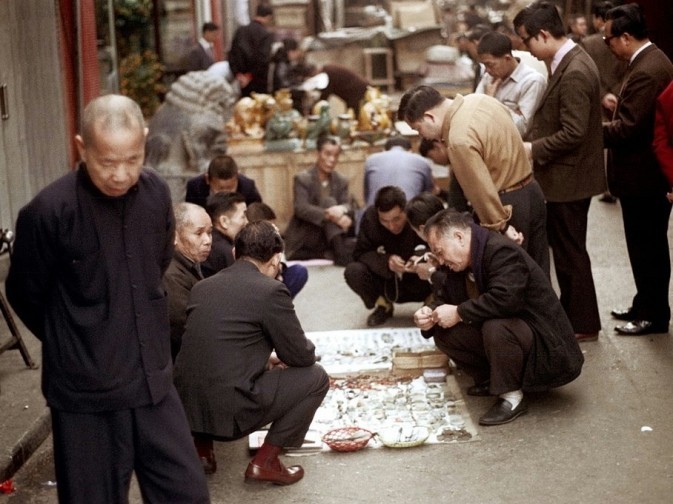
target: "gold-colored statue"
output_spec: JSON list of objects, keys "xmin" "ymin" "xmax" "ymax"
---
[
  {"xmin": 226, "ymin": 92, "xmax": 276, "ymax": 139},
  {"xmin": 358, "ymin": 86, "xmax": 392, "ymax": 132}
]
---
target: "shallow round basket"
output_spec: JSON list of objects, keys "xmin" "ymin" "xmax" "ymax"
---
[
  {"xmin": 322, "ymin": 427, "xmax": 375, "ymax": 452},
  {"xmin": 378, "ymin": 426, "xmax": 430, "ymax": 449}
]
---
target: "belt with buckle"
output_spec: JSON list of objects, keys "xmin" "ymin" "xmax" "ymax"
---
[{"xmin": 499, "ymin": 174, "xmax": 534, "ymax": 194}]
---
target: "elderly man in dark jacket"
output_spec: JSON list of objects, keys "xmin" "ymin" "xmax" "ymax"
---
[
  {"xmin": 164, "ymin": 202, "xmax": 213, "ymax": 362},
  {"xmin": 415, "ymin": 210, "xmax": 583, "ymax": 426},
  {"xmin": 6, "ymin": 95, "xmax": 209, "ymax": 502}
]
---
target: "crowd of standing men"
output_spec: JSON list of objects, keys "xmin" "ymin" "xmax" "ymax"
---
[{"xmin": 4, "ymin": 1, "xmax": 673, "ymax": 503}]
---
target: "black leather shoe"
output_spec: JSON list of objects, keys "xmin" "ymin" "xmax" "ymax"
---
[
  {"xmin": 615, "ymin": 320, "xmax": 669, "ymax": 336},
  {"xmin": 366, "ymin": 305, "xmax": 393, "ymax": 327},
  {"xmin": 479, "ymin": 397, "xmax": 528, "ymax": 426},
  {"xmin": 611, "ymin": 307, "xmax": 636, "ymax": 321},
  {"xmin": 467, "ymin": 382, "xmax": 491, "ymax": 396}
]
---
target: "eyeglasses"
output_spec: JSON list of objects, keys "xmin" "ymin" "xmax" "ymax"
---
[{"xmin": 603, "ymin": 34, "xmax": 617, "ymax": 46}]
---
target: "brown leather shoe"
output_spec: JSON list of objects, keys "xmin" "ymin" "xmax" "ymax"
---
[
  {"xmin": 245, "ymin": 460, "xmax": 304, "ymax": 485},
  {"xmin": 575, "ymin": 332, "xmax": 598, "ymax": 342}
]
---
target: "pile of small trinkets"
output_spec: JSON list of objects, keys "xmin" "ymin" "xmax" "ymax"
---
[{"xmin": 310, "ymin": 375, "xmax": 473, "ymax": 447}]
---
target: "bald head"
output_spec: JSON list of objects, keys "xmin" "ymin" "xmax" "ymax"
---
[{"xmin": 75, "ymin": 95, "xmax": 148, "ymax": 197}]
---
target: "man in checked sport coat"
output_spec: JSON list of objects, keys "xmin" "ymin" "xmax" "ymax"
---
[
  {"xmin": 515, "ymin": 1, "xmax": 606, "ymax": 343},
  {"xmin": 602, "ymin": 3, "xmax": 673, "ymax": 336}
]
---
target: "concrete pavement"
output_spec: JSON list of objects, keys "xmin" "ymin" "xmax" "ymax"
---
[{"xmin": 2, "ymin": 197, "xmax": 673, "ymax": 503}]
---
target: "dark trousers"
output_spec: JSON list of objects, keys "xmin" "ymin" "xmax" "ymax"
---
[
  {"xmin": 500, "ymin": 180, "xmax": 550, "ymax": 279},
  {"xmin": 546, "ymin": 199, "xmax": 601, "ymax": 333},
  {"xmin": 620, "ymin": 194, "xmax": 672, "ymax": 324},
  {"xmin": 433, "ymin": 318, "xmax": 534, "ymax": 395},
  {"xmin": 207, "ymin": 364, "xmax": 329, "ymax": 448},
  {"xmin": 51, "ymin": 388, "xmax": 209, "ymax": 504},
  {"xmin": 283, "ymin": 264, "xmax": 308, "ymax": 299},
  {"xmin": 344, "ymin": 261, "xmax": 431, "ymax": 309}
]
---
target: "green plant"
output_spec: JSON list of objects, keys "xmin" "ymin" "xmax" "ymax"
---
[{"xmin": 119, "ymin": 50, "xmax": 166, "ymax": 117}]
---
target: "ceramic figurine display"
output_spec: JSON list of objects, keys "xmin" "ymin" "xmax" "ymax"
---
[
  {"xmin": 265, "ymin": 89, "xmax": 303, "ymax": 151},
  {"xmin": 225, "ymin": 92, "xmax": 276, "ymax": 144},
  {"xmin": 304, "ymin": 99, "xmax": 332, "ymax": 149}
]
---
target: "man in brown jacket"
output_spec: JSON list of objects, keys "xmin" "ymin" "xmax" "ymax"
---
[
  {"xmin": 602, "ymin": 3, "xmax": 673, "ymax": 335},
  {"xmin": 515, "ymin": 1, "xmax": 606, "ymax": 343}
]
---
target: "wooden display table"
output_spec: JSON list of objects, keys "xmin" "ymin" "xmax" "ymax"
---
[{"xmin": 227, "ymin": 142, "xmax": 384, "ymax": 232}]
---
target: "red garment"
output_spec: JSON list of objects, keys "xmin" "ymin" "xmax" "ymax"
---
[{"xmin": 654, "ymin": 80, "xmax": 673, "ymax": 186}]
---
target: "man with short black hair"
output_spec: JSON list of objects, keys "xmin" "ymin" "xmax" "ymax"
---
[
  {"xmin": 344, "ymin": 186, "xmax": 432, "ymax": 327},
  {"xmin": 182, "ymin": 22, "xmax": 220, "ymax": 71},
  {"xmin": 476, "ymin": 31, "xmax": 546, "ymax": 136},
  {"xmin": 398, "ymin": 85, "xmax": 550, "ymax": 276},
  {"xmin": 514, "ymin": 1, "xmax": 605, "ymax": 342},
  {"xmin": 228, "ymin": 4, "xmax": 274, "ymax": 96},
  {"xmin": 174, "ymin": 221, "xmax": 329, "ymax": 484},
  {"xmin": 186, "ymin": 154, "xmax": 262, "ymax": 208},
  {"xmin": 603, "ymin": 3, "xmax": 673, "ymax": 335},
  {"xmin": 201, "ymin": 191, "xmax": 248, "ymax": 277}
]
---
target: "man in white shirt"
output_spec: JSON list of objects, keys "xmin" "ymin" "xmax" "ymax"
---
[{"xmin": 475, "ymin": 31, "xmax": 547, "ymax": 136}]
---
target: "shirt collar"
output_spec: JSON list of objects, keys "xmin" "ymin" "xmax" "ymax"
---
[
  {"xmin": 199, "ymin": 38, "xmax": 212, "ymax": 51},
  {"xmin": 630, "ymin": 41, "xmax": 652, "ymax": 65},
  {"xmin": 551, "ymin": 38, "xmax": 576, "ymax": 75}
]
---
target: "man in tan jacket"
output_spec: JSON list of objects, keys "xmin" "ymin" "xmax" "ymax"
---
[{"xmin": 398, "ymin": 85, "xmax": 549, "ymax": 277}]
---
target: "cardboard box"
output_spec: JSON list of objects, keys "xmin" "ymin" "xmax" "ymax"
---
[{"xmin": 391, "ymin": 1, "xmax": 437, "ymax": 31}]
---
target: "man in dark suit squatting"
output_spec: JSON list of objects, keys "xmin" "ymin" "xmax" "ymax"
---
[
  {"xmin": 174, "ymin": 221, "xmax": 329, "ymax": 484},
  {"xmin": 415, "ymin": 210, "xmax": 584, "ymax": 426}
]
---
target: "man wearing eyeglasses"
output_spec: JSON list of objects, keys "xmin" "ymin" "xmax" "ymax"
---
[
  {"xmin": 602, "ymin": 3, "xmax": 673, "ymax": 336},
  {"xmin": 513, "ymin": 1, "xmax": 605, "ymax": 344}
]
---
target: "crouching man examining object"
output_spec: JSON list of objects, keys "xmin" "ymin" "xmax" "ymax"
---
[
  {"xmin": 174, "ymin": 221, "xmax": 329, "ymax": 483},
  {"xmin": 345, "ymin": 186, "xmax": 432, "ymax": 327},
  {"xmin": 414, "ymin": 210, "xmax": 583, "ymax": 426}
]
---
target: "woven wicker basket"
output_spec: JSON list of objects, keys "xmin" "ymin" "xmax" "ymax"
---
[{"xmin": 322, "ymin": 427, "xmax": 375, "ymax": 452}]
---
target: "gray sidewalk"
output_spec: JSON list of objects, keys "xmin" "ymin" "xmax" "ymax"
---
[{"xmin": 2, "ymin": 197, "xmax": 673, "ymax": 503}]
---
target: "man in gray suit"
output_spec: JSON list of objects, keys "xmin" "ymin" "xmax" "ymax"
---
[
  {"xmin": 603, "ymin": 3, "xmax": 673, "ymax": 335},
  {"xmin": 515, "ymin": 1, "xmax": 606, "ymax": 343},
  {"xmin": 174, "ymin": 221, "xmax": 329, "ymax": 484},
  {"xmin": 284, "ymin": 136, "xmax": 355, "ymax": 265},
  {"xmin": 182, "ymin": 22, "xmax": 220, "ymax": 72}
]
